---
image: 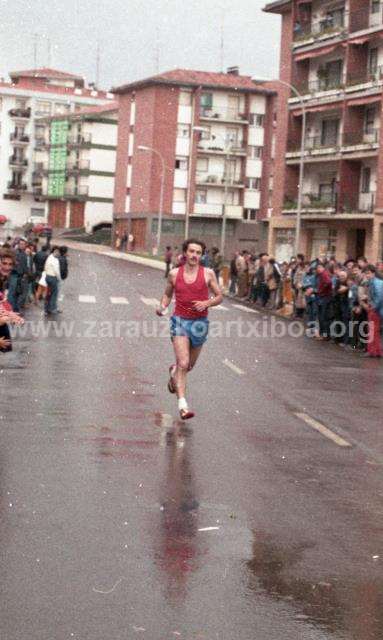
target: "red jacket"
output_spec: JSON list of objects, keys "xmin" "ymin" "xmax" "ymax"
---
[{"xmin": 317, "ymin": 270, "xmax": 333, "ymax": 298}]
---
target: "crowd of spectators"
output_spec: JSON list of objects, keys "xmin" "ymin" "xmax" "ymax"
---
[
  {"xmin": 0, "ymin": 235, "xmax": 69, "ymax": 353},
  {"xmin": 227, "ymin": 250, "xmax": 383, "ymax": 357}
]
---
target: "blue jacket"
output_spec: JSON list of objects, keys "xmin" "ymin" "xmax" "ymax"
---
[
  {"xmin": 302, "ymin": 273, "xmax": 317, "ymax": 300},
  {"xmin": 369, "ymin": 277, "xmax": 383, "ymax": 318}
]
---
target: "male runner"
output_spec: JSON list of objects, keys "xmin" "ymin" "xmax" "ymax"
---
[{"xmin": 156, "ymin": 238, "xmax": 223, "ymax": 420}]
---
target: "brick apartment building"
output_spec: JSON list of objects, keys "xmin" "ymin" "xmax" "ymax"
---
[
  {"xmin": 264, "ymin": 0, "xmax": 383, "ymax": 263},
  {"xmin": 0, "ymin": 67, "xmax": 114, "ymax": 230},
  {"xmin": 113, "ymin": 68, "xmax": 276, "ymax": 255},
  {"xmin": 36, "ymin": 102, "xmax": 118, "ymax": 231}
]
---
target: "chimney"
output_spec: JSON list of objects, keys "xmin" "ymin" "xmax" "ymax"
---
[{"xmin": 227, "ymin": 66, "xmax": 239, "ymax": 76}]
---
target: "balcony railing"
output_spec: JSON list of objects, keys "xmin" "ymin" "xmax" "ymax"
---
[
  {"xmin": 288, "ymin": 134, "xmax": 340, "ymax": 153},
  {"xmin": 294, "ymin": 12, "xmax": 347, "ymax": 42},
  {"xmin": 343, "ymin": 128, "xmax": 380, "ymax": 146},
  {"xmin": 66, "ymin": 159, "xmax": 90, "ymax": 172},
  {"xmin": 8, "ymin": 107, "xmax": 31, "ymax": 119},
  {"xmin": 9, "ymin": 156, "xmax": 28, "ymax": 168},
  {"xmin": 67, "ymin": 133, "xmax": 92, "ymax": 146},
  {"xmin": 347, "ymin": 65, "xmax": 383, "ymax": 87},
  {"xmin": 283, "ymin": 193, "xmax": 337, "ymax": 212},
  {"xmin": 343, "ymin": 192, "xmax": 375, "ymax": 213},
  {"xmin": 349, "ymin": 5, "xmax": 382, "ymax": 33},
  {"xmin": 196, "ymin": 173, "xmax": 244, "ymax": 187},
  {"xmin": 10, "ymin": 132, "xmax": 30, "ymax": 144},
  {"xmin": 199, "ymin": 107, "xmax": 248, "ymax": 122},
  {"xmin": 35, "ymin": 136, "xmax": 47, "ymax": 148},
  {"xmin": 197, "ymin": 141, "xmax": 246, "ymax": 154},
  {"xmin": 296, "ymin": 77, "xmax": 344, "ymax": 95},
  {"xmin": 64, "ymin": 185, "xmax": 89, "ymax": 198},
  {"xmin": 7, "ymin": 181, "xmax": 27, "ymax": 191}
]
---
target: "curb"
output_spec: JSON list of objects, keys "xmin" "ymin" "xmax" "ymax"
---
[{"xmin": 57, "ymin": 239, "xmax": 166, "ymax": 272}]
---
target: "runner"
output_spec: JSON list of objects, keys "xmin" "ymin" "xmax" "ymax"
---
[{"xmin": 156, "ymin": 238, "xmax": 223, "ymax": 420}]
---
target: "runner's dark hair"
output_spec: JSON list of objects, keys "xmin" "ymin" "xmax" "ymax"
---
[{"xmin": 182, "ymin": 238, "xmax": 206, "ymax": 254}]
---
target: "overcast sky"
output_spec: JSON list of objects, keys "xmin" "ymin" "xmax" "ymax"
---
[{"xmin": 0, "ymin": 0, "xmax": 281, "ymax": 90}]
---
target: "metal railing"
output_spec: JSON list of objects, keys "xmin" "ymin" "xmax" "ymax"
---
[
  {"xmin": 196, "ymin": 173, "xmax": 243, "ymax": 186},
  {"xmin": 197, "ymin": 141, "xmax": 246, "ymax": 153},
  {"xmin": 10, "ymin": 132, "xmax": 30, "ymax": 143},
  {"xmin": 343, "ymin": 128, "xmax": 380, "ymax": 146},
  {"xmin": 7, "ymin": 181, "xmax": 27, "ymax": 191},
  {"xmin": 283, "ymin": 193, "xmax": 337, "ymax": 211},
  {"xmin": 294, "ymin": 11, "xmax": 347, "ymax": 42},
  {"xmin": 295, "ymin": 76, "xmax": 344, "ymax": 95},
  {"xmin": 9, "ymin": 155, "xmax": 28, "ymax": 167},
  {"xmin": 64, "ymin": 185, "xmax": 89, "ymax": 197},
  {"xmin": 67, "ymin": 133, "xmax": 92, "ymax": 145},
  {"xmin": 199, "ymin": 107, "xmax": 248, "ymax": 122},
  {"xmin": 8, "ymin": 107, "xmax": 31, "ymax": 119},
  {"xmin": 288, "ymin": 134, "xmax": 340, "ymax": 153},
  {"xmin": 343, "ymin": 192, "xmax": 375, "ymax": 213},
  {"xmin": 347, "ymin": 65, "xmax": 383, "ymax": 87}
]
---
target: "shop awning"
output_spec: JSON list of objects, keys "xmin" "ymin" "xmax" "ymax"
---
[
  {"xmin": 349, "ymin": 37, "xmax": 369, "ymax": 46},
  {"xmin": 347, "ymin": 94, "xmax": 382, "ymax": 107},
  {"xmin": 295, "ymin": 43, "xmax": 344, "ymax": 61},
  {"xmin": 292, "ymin": 102, "xmax": 341, "ymax": 114}
]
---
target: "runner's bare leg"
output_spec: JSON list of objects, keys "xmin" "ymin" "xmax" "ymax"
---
[
  {"xmin": 172, "ymin": 336, "xmax": 191, "ymax": 399},
  {"xmin": 188, "ymin": 345, "xmax": 203, "ymax": 371}
]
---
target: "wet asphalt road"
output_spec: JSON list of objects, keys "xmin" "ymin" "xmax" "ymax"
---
[{"xmin": 1, "ymin": 248, "xmax": 383, "ymax": 640}]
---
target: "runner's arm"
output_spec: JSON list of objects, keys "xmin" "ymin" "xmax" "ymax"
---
[
  {"xmin": 206, "ymin": 269, "xmax": 223, "ymax": 308},
  {"xmin": 156, "ymin": 270, "xmax": 176, "ymax": 316}
]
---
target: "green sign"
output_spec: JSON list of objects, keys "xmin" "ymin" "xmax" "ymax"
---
[{"xmin": 47, "ymin": 120, "xmax": 69, "ymax": 197}]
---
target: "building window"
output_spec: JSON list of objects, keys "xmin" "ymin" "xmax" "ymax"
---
[
  {"xmin": 15, "ymin": 98, "xmax": 27, "ymax": 109},
  {"xmin": 371, "ymin": 0, "xmax": 380, "ymax": 13},
  {"xmin": 200, "ymin": 126, "xmax": 211, "ymax": 140},
  {"xmin": 179, "ymin": 91, "xmax": 192, "ymax": 106},
  {"xmin": 30, "ymin": 207, "xmax": 44, "ymax": 217},
  {"xmin": 177, "ymin": 124, "xmax": 190, "ymax": 138},
  {"xmin": 248, "ymin": 146, "xmax": 263, "ymax": 159},
  {"xmin": 196, "ymin": 189, "xmax": 207, "ymax": 204},
  {"xmin": 243, "ymin": 208, "xmax": 258, "ymax": 222},
  {"xmin": 369, "ymin": 48, "xmax": 378, "ymax": 75},
  {"xmin": 196, "ymin": 158, "xmax": 209, "ymax": 172},
  {"xmin": 365, "ymin": 107, "xmax": 376, "ymax": 133},
  {"xmin": 247, "ymin": 178, "xmax": 261, "ymax": 190},
  {"xmin": 55, "ymin": 102, "xmax": 70, "ymax": 114},
  {"xmin": 250, "ymin": 114, "xmax": 264, "ymax": 127},
  {"xmin": 200, "ymin": 92, "xmax": 213, "ymax": 116},
  {"xmin": 226, "ymin": 128, "xmax": 239, "ymax": 145},
  {"xmin": 361, "ymin": 167, "xmax": 371, "ymax": 193},
  {"xmin": 175, "ymin": 157, "xmax": 188, "ymax": 170},
  {"xmin": 36, "ymin": 101, "xmax": 51, "ymax": 116},
  {"xmin": 173, "ymin": 188, "xmax": 186, "ymax": 202}
]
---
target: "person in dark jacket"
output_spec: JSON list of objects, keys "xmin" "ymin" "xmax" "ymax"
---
[
  {"xmin": 7, "ymin": 238, "xmax": 29, "ymax": 312},
  {"xmin": 59, "ymin": 246, "xmax": 69, "ymax": 280},
  {"xmin": 316, "ymin": 263, "xmax": 333, "ymax": 339},
  {"xmin": 33, "ymin": 244, "xmax": 49, "ymax": 279}
]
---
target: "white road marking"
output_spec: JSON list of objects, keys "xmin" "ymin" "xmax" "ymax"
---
[
  {"xmin": 210, "ymin": 304, "xmax": 229, "ymax": 311},
  {"xmin": 232, "ymin": 304, "xmax": 259, "ymax": 314},
  {"xmin": 223, "ymin": 358, "xmax": 245, "ymax": 376},
  {"xmin": 198, "ymin": 527, "xmax": 220, "ymax": 532},
  {"xmin": 140, "ymin": 296, "xmax": 161, "ymax": 307},
  {"xmin": 110, "ymin": 297, "xmax": 129, "ymax": 305},
  {"xmin": 79, "ymin": 295, "xmax": 96, "ymax": 304},
  {"xmin": 295, "ymin": 413, "xmax": 352, "ymax": 448}
]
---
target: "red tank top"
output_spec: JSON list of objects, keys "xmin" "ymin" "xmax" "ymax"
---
[{"xmin": 174, "ymin": 265, "xmax": 209, "ymax": 319}]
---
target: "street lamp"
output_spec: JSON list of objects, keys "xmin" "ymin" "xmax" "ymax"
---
[
  {"xmin": 138, "ymin": 145, "xmax": 165, "ymax": 256},
  {"xmin": 192, "ymin": 126, "xmax": 233, "ymax": 258}
]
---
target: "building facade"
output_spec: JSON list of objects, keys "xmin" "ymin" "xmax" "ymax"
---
[
  {"xmin": 0, "ymin": 68, "xmax": 114, "ymax": 229},
  {"xmin": 113, "ymin": 69, "xmax": 276, "ymax": 255},
  {"xmin": 264, "ymin": 0, "xmax": 383, "ymax": 263},
  {"xmin": 35, "ymin": 103, "xmax": 118, "ymax": 231}
]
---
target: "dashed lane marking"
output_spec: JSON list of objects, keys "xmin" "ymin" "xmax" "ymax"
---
[
  {"xmin": 222, "ymin": 358, "xmax": 245, "ymax": 376},
  {"xmin": 295, "ymin": 412, "xmax": 352, "ymax": 448},
  {"xmin": 232, "ymin": 304, "xmax": 259, "ymax": 314},
  {"xmin": 140, "ymin": 296, "xmax": 161, "ymax": 307},
  {"xmin": 110, "ymin": 297, "xmax": 130, "ymax": 305},
  {"xmin": 79, "ymin": 295, "xmax": 96, "ymax": 304}
]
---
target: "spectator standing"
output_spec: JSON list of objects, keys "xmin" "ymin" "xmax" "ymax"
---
[
  {"xmin": 44, "ymin": 246, "xmax": 61, "ymax": 316},
  {"xmin": 210, "ymin": 247, "xmax": 223, "ymax": 283},
  {"xmin": 316, "ymin": 263, "xmax": 333, "ymax": 339},
  {"xmin": 164, "ymin": 246, "xmax": 173, "ymax": 278},
  {"xmin": 236, "ymin": 251, "xmax": 248, "ymax": 299},
  {"xmin": 121, "ymin": 231, "xmax": 128, "ymax": 252},
  {"xmin": 364, "ymin": 265, "xmax": 383, "ymax": 357},
  {"xmin": 7, "ymin": 238, "xmax": 29, "ymax": 312},
  {"xmin": 229, "ymin": 252, "xmax": 238, "ymax": 296}
]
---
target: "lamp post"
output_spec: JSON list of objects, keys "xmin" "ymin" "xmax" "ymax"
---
[
  {"xmin": 192, "ymin": 126, "xmax": 233, "ymax": 258},
  {"xmin": 138, "ymin": 145, "xmax": 165, "ymax": 256}
]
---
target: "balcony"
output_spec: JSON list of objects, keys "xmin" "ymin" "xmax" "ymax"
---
[
  {"xmin": 66, "ymin": 159, "xmax": 90, "ymax": 174},
  {"xmin": 196, "ymin": 173, "xmax": 245, "ymax": 188},
  {"xmin": 342, "ymin": 129, "xmax": 380, "ymax": 156},
  {"xmin": 199, "ymin": 107, "xmax": 248, "ymax": 124},
  {"xmin": 67, "ymin": 133, "xmax": 92, "ymax": 146},
  {"xmin": 346, "ymin": 65, "xmax": 383, "ymax": 89},
  {"xmin": 9, "ymin": 156, "xmax": 28, "ymax": 169},
  {"xmin": 349, "ymin": 5, "xmax": 383, "ymax": 33},
  {"xmin": 343, "ymin": 192, "xmax": 376, "ymax": 214},
  {"xmin": 8, "ymin": 107, "xmax": 31, "ymax": 120},
  {"xmin": 7, "ymin": 181, "xmax": 27, "ymax": 192},
  {"xmin": 283, "ymin": 193, "xmax": 337, "ymax": 215},
  {"xmin": 64, "ymin": 185, "xmax": 89, "ymax": 199},
  {"xmin": 10, "ymin": 132, "xmax": 30, "ymax": 145},
  {"xmin": 286, "ymin": 135, "xmax": 340, "ymax": 163},
  {"xmin": 294, "ymin": 12, "xmax": 347, "ymax": 44},
  {"xmin": 35, "ymin": 136, "xmax": 48, "ymax": 149},
  {"xmin": 297, "ymin": 76, "xmax": 344, "ymax": 96},
  {"xmin": 197, "ymin": 141, "xmax": 246, "ymax": 156},
  {"xmin": 193, "ymin": 202, "xmax": 223, "ymax": 216}
]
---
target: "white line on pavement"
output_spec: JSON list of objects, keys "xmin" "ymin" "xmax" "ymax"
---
[
  {"xmin": 140, "ymin": 296, "xmax": 161, "ymax": 307},
  {"xmin": 222, "ymin": 358, "xmax": 245, "ymax": 376},
  {"xmin": 295, "ymin": 413, "xmax": 352, "ymax": 448},
  {"xmin": 211, "ymin": 304, "xmax": 229, "ymax": 311},
  {"xmin": 110, "ymin": 297, "xmax": 130, "ymax": 305},
  {"xmin": 79, "ymin": 295, "xmax": 96, "ymax": 304},
  {"xmin": 232, "ymin": 304, "xmax": 259, "ymax": 314}
]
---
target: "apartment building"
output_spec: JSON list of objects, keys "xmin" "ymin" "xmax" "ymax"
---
[
  {"xmin": 113, "ymin": 68, "xmax": 276, "ymax": 255},
  {"xmin": 0, "ymin": 68, "xmax": 114, "ymax": 229},
  {"xmin": 35, "ymin": 103, "xmax": 118, "ymax": 231},
  {"xmin": 264, "ymin": 0, "xmax": 383, "ymax": 263}
]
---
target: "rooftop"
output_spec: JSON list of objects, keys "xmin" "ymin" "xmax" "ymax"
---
[
  {"xmin": 9, "ymin": 67, "xmax": 84, "ymax": 83},
  {"xmin": 263, "ymin": 0, "xmax": 291, "ymax": 14},
  {"xmin": 114, "ymin": 68, "xmax": 274, "ymax": 94}
]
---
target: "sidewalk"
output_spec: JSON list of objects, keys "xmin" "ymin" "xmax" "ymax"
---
[{"xmin": 57, "ymin": 239, "xmax": 166, "ymax": 272}]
